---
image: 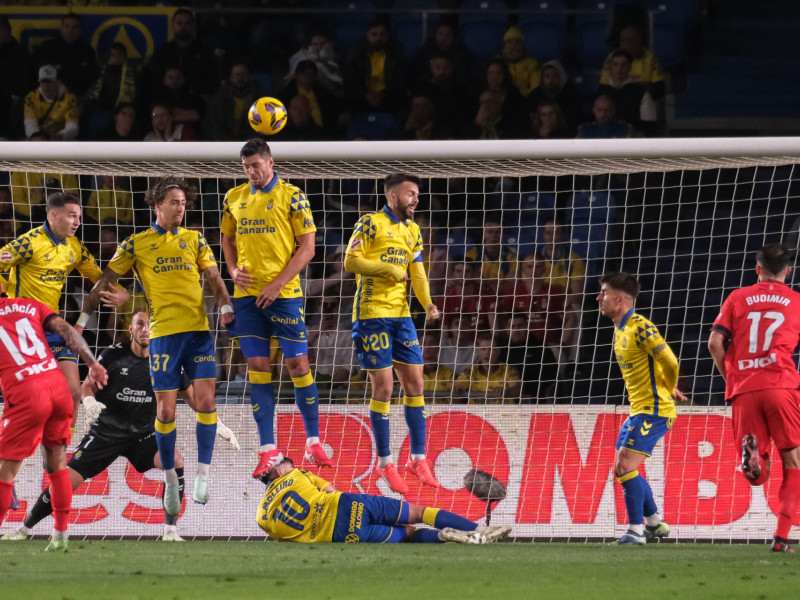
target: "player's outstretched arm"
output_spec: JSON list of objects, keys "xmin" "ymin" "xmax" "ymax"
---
[
  {"xmin": 707, "ymin": 330, "xmax": 727, "ymax": 383},
  {"xmin": 202, "ymin": 265, "xmax": 235, "ymax": 327},
  {"xmin": 46, "ymin": 315, "xmax": 108, "ymax": 389}
]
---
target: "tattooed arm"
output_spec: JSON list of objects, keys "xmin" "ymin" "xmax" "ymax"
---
[{"xmin": 45, "ymin": 315, "xmax": 108, "ymax": 389}]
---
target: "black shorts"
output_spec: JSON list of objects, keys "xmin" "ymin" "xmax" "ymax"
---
[{"xmin": 68, "ymin": 430, "xmax": 158, "ymax": 480}]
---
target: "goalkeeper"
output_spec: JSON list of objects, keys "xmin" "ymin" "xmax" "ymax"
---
[
  {"xmin": 257, "ymin": 457, "xmax": 511, "ymax": 544},
  {"xmin": 3, "ymin": 308, "xmax": 240, "ymax": 542}
]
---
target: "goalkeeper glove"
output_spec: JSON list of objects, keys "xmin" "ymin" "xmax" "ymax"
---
[
  {"xmin": 216, "ymin": 419, "xmax": 241, "ymax": 452},
  {"xmin": 82, "ymin": 396, "xmax": 106, "ymax": 424}
]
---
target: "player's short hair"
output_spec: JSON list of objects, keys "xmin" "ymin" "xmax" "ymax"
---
[
  {"xmin": 600, "ymin": 271, "xmax": 641, "ymax": 299},
  {"xmin": 240, "ymin": 138, "xmax": 272, "ymax": 160},
  {"xmin": 384, "ymin": 173, "xmax": 422, "ymax": 196},
  {"xmin": 131, "ymin": 305, "xmax": 148, "ymax": 319},
  {"xmin": 145, "ymin": 177, "xmax": 196, "ymax": 210},
  {"xmin": 756, "ymin": 243, "xmax": 791, "ymax": 276},
  {"xmin": 46, "ymin": 192, "xmax": 80, "ymax": 211},
  {"xmin": 261, "ymin": 457, "xmax": 295, "ymax": 484}
]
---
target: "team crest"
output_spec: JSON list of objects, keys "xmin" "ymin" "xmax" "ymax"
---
[
  {"xmin": 386, "ymin": 232, "xmax": 394, "ymax": 239},
  {"xmin": 69, "ymin": 252, "xmax": 75, "ymax": 263},
  {"xmin": 266, "ymin": 201, "xmax": 273, "ymax": 210},
  {"xmin": 370, "ymin": 355, "xmax": 377, "ymax": 365},
  {"xmin": 43, "ymin": 254, "xmax": 51, "ymax": 262},
  {"xmin": 179, "ymin": 240, "xmax": 187, "ymax": 249}
]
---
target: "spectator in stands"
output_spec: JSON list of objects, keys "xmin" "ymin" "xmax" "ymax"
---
[
  {"xmin": 413, "ymin": 52, "xmax": 466, "ymax": 138},
  {"xmin": 34, "ymin": 13, "xmax": 97, "ymax": 99},
  {"xmin": 540, "ymin": 218, "xmax": 585, "ymax": 314},
  {"xmin": 411, "ymin": 20, "xmax": 475, "ymax": 91},
  {"xmin": 282, "ymin": 60, "xmax": 342, "ymax": 139},
  {"xmin": 144, "ymin": 8, "xmax": 218, "ymax": 96},
  {"xmin": 286, "ymin": 31, "xmax": 344, "ymax": 98},
  {"xmin": 601, "ymin": 25, "xmax": 665, "ymax": 100},
  {"xmin": 498, "ymin": 26, "xmax": 540, "ymax": 98},
  {"xmin": 98, "ymin": 228, "xmax": 120, "ymax": 265},
  {"xmin": 469, "ymin": 60, "xmax": 529, "ymax": 138},
  {"xmin": 152, "ymin": 66, "xmax": 206, "ymax": 137},
  {"xmin": 499, "ymin": 253, "xmax": 576, "ymax": 370},
  {"xmin": 205, "ymin": 61, "xmax": 263, "ymax": 141},
  {"xmin": 480, "ymin": 215, "xmax": 516, "ymax": 282},
  {"xmin": 421, "ymin": 331, "xmax": 453, "ymax": 395},
  {"xmin": 464, "ymin": 89, "xmax": 521, "ymax": 140},
  {"xmin": 530, "ymin": 100, "xmax": 569, "ymax": 140},
  {"xmin": 576, "ymin": 94, "xmax": 632, "ymax": 139},
  {"xmin": 454, "ymin": 333, "xmax": 521, "ymax": 403},
  {"xmin": 439, "ymin": 311, "xmax": 477, "ymax": 377},
  {"xmin": 0, "ymin": 187, "xmax": 16, "ymax": 245},
  {"xmin": 278, "ymin": 95, "xmax": 326, "ymax": 141},
  {"xmin": 414, "ymin": 214, "xmax": 447, "ymax": 299},
  {"xmin": 499, "ymin": 312, "xmax": 558, "ymax": 400},
  {"xmin": 87, "ymin": 42, "xmax": 136, "ymax": 111},
  {"xmin": 304, "ymin": 245, "xmax": 355, "ymax": 324},
  {"xmin": 441, "ymin": 259, "xmax": 480, "ymax": 316},
  {"xmin": 0, "ymin": 16, "xmax": 34, "ymax": 140},
  {"xmin": 391, "ymin": 92, "xmax": 447, "ymax": 141},
  {"xmin": 526, "ymin": 60, "xmax": 582, "ymax": 137},
  {"xmin": 9, "ymin": 162, "xmax": 78, "ymax": 228},
  {"xmin": 23, "ymin": 65, "xmax": 79, "ymax": 141},
  {"xmin": 343, "ymin": 17, "xmax": 407, "ymax": 114},
  {"xmin": 308, "ymin": 297, "xmax": 355, "ymax": 389},
  {"xmin": 144, "ymin": 102, "xmax": 197, "ymax": 142},
  {"xmin": 85, "ymin": 175, "xmax": 134, "ymax": 228},
  {"xmin": 97, "ymin": 102, "xmax": 140, "ymax": 141},
  {"xmin": 597, "ymin": 50, "xmax": 657, "ymax": 137}
]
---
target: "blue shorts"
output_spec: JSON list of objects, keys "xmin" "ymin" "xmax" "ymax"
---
[
  {"xmin": 228, "ymin": 296, "xmax": 308, "ymax": 359},
  {"xmin": 46, "ymin": 332, "xmax": 77, "ymax": 362},
  {"xmin": 615, "ymin": 414, "xmax": 674, "ymax": 456},
  {"xmin": 149, "ymin": 331, "xmax": 216, "ymax": 392},
  {"xmin": 332, "ymin": 493, "xmax": 409, "ymax": 543},
  {"xmin": 351, "ymin": 318, "xmax": 423, "ymax": 371}
]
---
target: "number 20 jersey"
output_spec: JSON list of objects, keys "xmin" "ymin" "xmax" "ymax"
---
[
  {"xmin": 711, "ymin": 280, "xmax": 800, "ymax": 399},
  {"xmin": 0, "ymin": 297, "xmax": 60, "ymax": 396}
]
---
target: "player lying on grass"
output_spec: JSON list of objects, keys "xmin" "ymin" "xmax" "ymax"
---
[
  {"xmin": 2, "ymin": 308, "xmax": 240, "ymax": 543},
  {"xmin": 256, "ymin": 457, "xmax": 511, "ymax": 544}
]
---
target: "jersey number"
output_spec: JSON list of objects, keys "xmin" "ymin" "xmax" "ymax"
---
[
  {"xmin": 0, "ymin": 317, "xmax": 48, "ymax": 366},
  {"xmin": 746, "ymin": 311, "xmax": 785, "ymax": 353},
  {"xmin": 150, "ymin": 353, "xmax": 170, "ymax": 372},
  {"xmin": 364, "ymin": 332, "xmax": 389, "ymax": 352},
  {"xmin": 272, "ymin": 491, "xmax": 310, "ymax": 531}
]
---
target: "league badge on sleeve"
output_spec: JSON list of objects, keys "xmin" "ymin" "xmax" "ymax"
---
[
  {"xmin": 0, "ymin": 251, "xmax": 12, "ymax": 262},
  {"xmin": 349, "ymin": 239, "xmax": 362, "ymax": 251}
]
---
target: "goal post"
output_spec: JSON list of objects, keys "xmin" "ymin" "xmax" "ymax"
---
[{"xmin": 2, "ymin": 138, "xmax": 799, "ymax": 541}]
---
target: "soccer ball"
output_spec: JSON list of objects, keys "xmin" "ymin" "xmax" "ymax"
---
[{"xmin": 248, "ymin": 97, "xmax": 288, "ymax": 135}]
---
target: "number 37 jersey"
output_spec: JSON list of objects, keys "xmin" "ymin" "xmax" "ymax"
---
[
  {"xmin": 0, "ymin": 297, "xmax": 60, "ymax": 396},
  {"xmin": 711, "ymin": 280, "xmax": 800, "ymax": 399}
]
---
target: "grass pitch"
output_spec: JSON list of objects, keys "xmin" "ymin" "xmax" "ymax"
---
[{"xmin": 1, "ymin": 539, "xmax": 797, "ymax": 600}]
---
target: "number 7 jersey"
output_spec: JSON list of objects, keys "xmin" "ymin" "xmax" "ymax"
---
[
  {"xmin": 0, "ymin": 297, "xmax": 60, "ymax": 396},
  {"xmin": 711, "ymin": 280, "xmax": 800, "ymax": 399}
]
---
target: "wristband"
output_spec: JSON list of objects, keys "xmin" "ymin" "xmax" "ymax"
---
[
  {"xmin": 221, "ymin": 304, "xmax": 234, "ymax": 314},
  {"xmin": 76, "ymin": 312, "xmax": 91, "ymax": 328}
]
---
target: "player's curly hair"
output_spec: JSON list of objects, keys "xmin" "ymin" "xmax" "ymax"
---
[
  {"xmin": 144, "ymin": 177, "xmax": 196, "ymax": 210},
  {"xmin": 384, "ymin": 173, "xmax": 422, "ymax": 196}
]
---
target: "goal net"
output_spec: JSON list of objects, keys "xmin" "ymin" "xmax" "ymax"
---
[{"xmin": 2, "ymin": 138, "xmax": 799, "ymax": 541}]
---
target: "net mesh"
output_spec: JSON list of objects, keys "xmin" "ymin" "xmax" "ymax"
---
[{"xmin": 3, "ymin": 141, "xmax": 800, "ymax": 541}]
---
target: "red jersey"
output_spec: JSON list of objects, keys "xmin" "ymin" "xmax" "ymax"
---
[
  {"xmin": 0, "ymin": 297, "xmax": 61, "ymax": 396},
  {"xmin": 499, "ymin": 280, "xmax": 567, "ymax": 344},
  {"xmin": 711, "ymin": 280, "xmax": 800, "ymax": 400}
]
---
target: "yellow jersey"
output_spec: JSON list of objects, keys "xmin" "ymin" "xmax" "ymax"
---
[
  {"xmin": 86, "ymin": 187, "xmax": 134, "ymax": 225},
  {"xmin": 220, "ymin": 175, "xmax": 316, "ymax": 299},
  {"xmin": 10, "ymin": 172, "xmax": 79, "ymax": 219},
  {"xmin": 0, "ymin": 222, "xmax": 102, "ymax": 311},
  {"xmin": 108, "ymin": 224, "xmax": 217, "ymax": 339},
  {"xmin": 256, "ymin": 468, "xmax": 340, "ymax": 543},
  {"xmin": 422, "ymin": 365, "xmax": 454, "ymax": 393},
  {"xmin": 346, "ymin": 206, "xmax": 424, "ymax": 320},
  {"xmin": 456, "ymin": 364, "xmax": 521, "ymax": 397},
  {"xmin": 600, "ymin": 48, "xmax": 665, "ymax": 86},
  {"xmin": 544, "ymin": 249, "xmax": 585, "ymax": 292},
  {"xmin": 23, "ymin": 89, "xmax": 79, "ymax": 139},
  {"xmin": 612, "ymin": 309, "xmax": 678, "ymax": 418}
]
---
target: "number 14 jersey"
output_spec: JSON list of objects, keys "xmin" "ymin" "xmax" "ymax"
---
[{"xmin": 711, "ymin": 280, "xmax": 800, "ymax": 400}]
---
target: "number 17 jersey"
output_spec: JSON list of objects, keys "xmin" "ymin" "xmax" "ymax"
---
[{"xmin": 711, "ymin": 280, "xmax": 800, "ymax": 400}]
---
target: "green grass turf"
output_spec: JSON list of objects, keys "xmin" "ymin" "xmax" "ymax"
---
[{"xmin": 1, "ymin": 540, "xmax": 798, "ymax": 600}]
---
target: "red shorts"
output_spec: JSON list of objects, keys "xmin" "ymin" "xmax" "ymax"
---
[
  {"xmin": 731, "ymin": 388, "xmax": 800, "ymax": 455},
  {"xmin": 0, "ymin": 378, "xmax": 73, "ymax": 460}
]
